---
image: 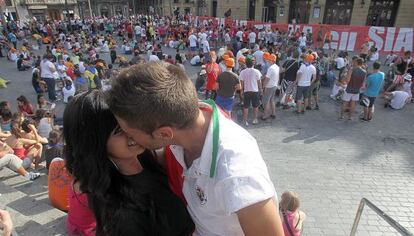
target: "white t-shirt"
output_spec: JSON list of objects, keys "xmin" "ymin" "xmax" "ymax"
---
[
  {"xmin": 239, "ymin": 67, "xmax": 262, "ymax": 92},
  {"xmin": 62, "ymin": 82, "xmax": 76, "ymax": 103},
  {"xmin": 265, "ymin": 64, "xmax": 280, "ymax": 88},
  {"xmin": 170, "ymin": 103, "xmax": 276, "ymax": 236},
  {"xmin": 189, "ymin": 34, "xmax": 198, "ymax": 47},
  {"xmin": 134, "ymin": 25, "xmax": 142, "ymax": 35},
  {"xmin": 190, "ymin": 55, "xmax": 201, "ymax": 65},
  {"xmin": 299, "ymin": 36, "xmax": 307, "ymax": 47},
  {"xmin": 390, "ymin": 91, "xmax": 410, "ymax": 109},
  {"xmin": 224, "ymin": 33, "xmax": 231, "ymax": 43},
  {"xmin": 149, "ymin": 54, "xmax": 160, "ymax": 62},
  {"xmin": 236, "ymin": 31, "xmax": 243, "ymax": 41},
  {"xmin": 253, "ymin": 50, "xmax": 264, "ymax": 66},
  {"xmin": 40, "ymin": 59, "xmax": 56, "ymax": 78},
  {"xmin": 248, "ymin": 31, "xmax": 256, "ymax": 44},
  {"xmin": 297, "ymin": 63, "xmax": 316, "ymax": 87},
  {"xmin": 202, "ymin": 40, "xmax": 210, "ymax": 53},
  {"xmin": 335, "ymin": 57, "xmax": 345, "ymax": 69},
  {"xmin": 37, "ymin": 118, "xmax": 53, "ymax": 139}
]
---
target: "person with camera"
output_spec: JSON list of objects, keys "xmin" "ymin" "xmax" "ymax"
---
[{"xmin": 5, "ymin": 116, "xmax": 47, "ymax": 170}]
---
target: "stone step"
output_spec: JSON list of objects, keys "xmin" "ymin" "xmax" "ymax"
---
[{"xmin": 0, "ymin": 167, "xmax": 67, "ymax": 235}]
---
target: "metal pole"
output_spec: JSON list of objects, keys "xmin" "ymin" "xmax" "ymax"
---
[
  {"xmin": 87, "ymin": 0, "xmax": 92, "ymax": 18},
  {"xmin": 349, "ymin": 199, "xmax": 365, "ymax": 236}
]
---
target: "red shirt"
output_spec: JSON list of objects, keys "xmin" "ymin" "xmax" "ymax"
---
[{"xmin": 206, "ymin": 63, "xmax": 221, "ymax": 91}]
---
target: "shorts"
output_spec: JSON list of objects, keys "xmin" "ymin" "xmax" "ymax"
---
[
  {"xmin": 243, "ymin": 91, "xmax": 260, "ymax": 108},
  {"xmin": 262, "ymin": 86, "xmax": 277, "ymax": 104},
  {"xmin": 307, "ymin": 81, "xmax": 320, "ymax": 98},
  {"xmin": 361, "ymin": 96, "xmax": 376, "ymax": 108},
  {"xmin": 342, "ymin": 92, "xmax": 360, "ymax": 102},
  {"xmin": 281, "ymin": 80, "xmax": 295, "ymax": 96},
  {"xmin": 190, "ymin": 46, "xmax": 197, "ymax": 52},
  {"xmin": 295, "ymin": 86, "xmax": 310, "ymax": 102},
  {"xmin": 216, "ymin": 96, "xmax": 234, "ymax": 112}
]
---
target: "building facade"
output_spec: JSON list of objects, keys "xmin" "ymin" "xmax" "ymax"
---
[
  {"xmin": 89, "ymin": 0, "xmax": 131, "ymax": 18},
  {"xmin": 141, "ymin": 0, "xmax": 413, "ymax": 27},
  {"xmin": 23, "ymin": 0, "xmax": 78, "ymax": 21}
]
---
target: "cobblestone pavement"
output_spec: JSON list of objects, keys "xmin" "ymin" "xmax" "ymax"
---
[{"xmin": 1, "ymin": 43, "xmax": 413, "ymax": 236}]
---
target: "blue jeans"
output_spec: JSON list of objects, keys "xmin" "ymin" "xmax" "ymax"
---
[{"xmin": 42, "ymin": 77, "xmax": 56, "ymax": 101}]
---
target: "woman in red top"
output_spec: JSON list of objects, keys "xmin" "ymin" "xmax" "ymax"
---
[
  {"xmin": 17, "ymin": 95, "xmax": 34, "ymax": 117},
  {"xmin": 205, "ymin": 51, "xmax": 221, "ymax": 100}
]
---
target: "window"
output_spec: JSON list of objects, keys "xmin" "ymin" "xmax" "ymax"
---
[
  {"xmin": 366, "ymin": 0, "xmax": 400, "ymax": 27},
  {"xmin": 174, "ymin": 0, "xmax": 179, "ymax": 3},
  {"xmin": 323, "ymin": 0, "xmax": 354, "ymax": 25},
  {"xmin": 5, "ymin": 0, "xmax": 13, "ymax": 6},
  {"xmin": 289, "ymin": 0, "xmax": 312, "ymax": 24}
]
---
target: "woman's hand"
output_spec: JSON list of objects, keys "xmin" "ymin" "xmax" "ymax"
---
[{"xmin": 0, "ymin": 209, "xmax": 13, "ymax": 236}]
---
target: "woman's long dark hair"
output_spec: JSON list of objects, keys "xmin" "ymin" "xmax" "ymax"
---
[{"xmin": 63, "ymin": 91, "xmax": 161, "ymax": 236}]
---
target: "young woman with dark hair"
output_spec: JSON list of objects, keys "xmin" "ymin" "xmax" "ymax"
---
[
  {"xmin": 63, "ymin": 90, "xmax": 194, "ymax": 236},
  {"xmin": 16, "ymin": 95, "xmax": 34, "ymax": 117}
]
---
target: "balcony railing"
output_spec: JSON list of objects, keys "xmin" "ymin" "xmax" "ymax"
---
[{"xmin": 25, "ymin": 0, "xmax": 77, "ymax": 5}]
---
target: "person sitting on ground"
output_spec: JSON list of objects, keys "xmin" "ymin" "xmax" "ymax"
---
[
  {"xmin": 190, "ymin": 53, "xmax": 203, "ymax": 66},
  {"xmin": 0, "ymin": 109, "xmax": 13, "ymax": 132},
  {"xmin": 0, "ymin": 140, "xmax": 41, "ymax": 181},
  {"xmin": 37, "ymin": 94, "xmax": 55, "ymax": 115},
  {"xmin": 34, "ymin": 109, "xmax": 54, "ymax": 139},
  {"xmin": 280, "ymin": 191, "xmax": 306, "ymax": 236},
  {"xmin": 17, "ymin": 54, "xmax": 31, "ymax": 71},
  {"xmin": 16, "ymin": 95, "xmax": 34, "ymax": 117},
  {"xmin": 384, "ymin": 91, "xmax": 411, "ymax": 110},
  {"xmin": 47, "ymin": 129, "xmax": 70, "ymax": 212},
  {"xmin": 62, "ymin": 78, "xmax": 76, "ymax": 103},
  {"xmin": 5, "ymin": 117, "xmax": 46, "ymax": 170},
  {"xmin": 399, "ymin": 74, "xmax": 412, "ymax": 100},
  {"xmin": 8, "ymin": 48, "xmax": 18, "ymax": 62},
  {"xmin": 195, "ymin": 67, "xmax": 207, "ymax": 93},
  {"xmin": 64, "ymin": 91, "xmax": 195, "ymax": 236},
  {"xmin": 74, "ymin": 69, "xmax": 88, "ymax": 94}
]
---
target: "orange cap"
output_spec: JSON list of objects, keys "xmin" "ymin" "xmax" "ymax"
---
[
  {"xmin": 305, "ymin": 54, "xmax": 315, "ymax": 62},
  {"xmin": 263, "ymin": 52, "xmax": 271, "ymax": 60},
  {"xmin": 269, "ymin": 54, "xmax": 277, "ymax": 62},
  {"xmin": 238, "ymin": 56, "xmax": 246, "ymax": 63},
  {"xmin": 225, "ymin": 58, "xmax": 235, "ymax": 68}
]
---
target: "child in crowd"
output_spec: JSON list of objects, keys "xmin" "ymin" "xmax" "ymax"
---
[{"xmin": 280, "ymin": 191, "xmax": 306, "ymax": 236}]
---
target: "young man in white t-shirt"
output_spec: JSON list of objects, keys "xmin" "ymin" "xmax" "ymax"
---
[
  {"xmin": 261, "ymin": 54, "xmax": 279, "ymax": 120},
  {"xmin": 107, "ymin": 62, "xmax": 284, "ymax": 236},
  {"xmin": 384, "ymin": 91, "xmax": 410, "ymax": 110},
  {"xmin": 188, "ymin": 33, "xmax": 198, "ymax": 58},
  {"xmin": 295, "ymin": 54, "xmax": 316, "ymax": 113},
  {"xmin": 239, "ymin": 58, "xmax": 263, "ymax": 126},
  {"xmin": 248, "ymin": 30, "xmax": 256, "ymax": 48}
]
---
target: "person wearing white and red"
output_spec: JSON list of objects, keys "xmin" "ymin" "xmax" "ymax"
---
[
  {"xmin": 107, "ymin": 62, "xmax": 285, "ymax": 236},
  {"xmin": 261, "ymin": 54, "xmax": 279, "ymax": 120},
  {"xmin": 295, "ymin": 54, "xmax": 316, "ymax": 114},
  {"xmin": 205, "ymin": 51, "xmax": 221, "ymax": 100},
  {"xmin": 239, "ymin": 58, "xmax": 262, "ymax": 126}
]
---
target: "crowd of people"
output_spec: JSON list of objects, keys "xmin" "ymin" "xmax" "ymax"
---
[{"xmin": 0, "ymin": 12, "xmax": 413, "ymax": 236}]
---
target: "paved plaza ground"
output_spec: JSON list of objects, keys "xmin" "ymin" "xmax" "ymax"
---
[{"xmin": 0, "ymin": 45, "xmax": 413, "ymax": 236}]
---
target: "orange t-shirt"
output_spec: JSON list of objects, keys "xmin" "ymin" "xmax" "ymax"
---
[
  {"xmin": 206, "ymin": 63, "xmax": 221, "ymax": 91},
  {"xmin": 48, "ymin": 158, "xmax": 72, "ymax": 212}
]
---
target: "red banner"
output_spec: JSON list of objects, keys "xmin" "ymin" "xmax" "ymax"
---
[{"xmin": 191, "ymin": 17, "xmax": 413, "ymax": 55}]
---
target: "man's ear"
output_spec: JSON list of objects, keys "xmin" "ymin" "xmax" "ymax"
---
[{"xmin": 152, "ymin": 126, "xmax": 174, "ymax": 140}]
